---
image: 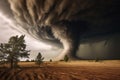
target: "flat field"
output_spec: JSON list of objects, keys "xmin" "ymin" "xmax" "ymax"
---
[{"xmin": 0, "ymin": 60, "xmax": 120, "ymax": 80}]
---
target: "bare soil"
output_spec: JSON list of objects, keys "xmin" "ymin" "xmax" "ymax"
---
[{"xmin": 0, "ymin": 60, "xmax": 120, "ymax": 80}]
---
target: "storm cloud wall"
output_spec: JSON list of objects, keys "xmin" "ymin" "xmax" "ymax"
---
[{"xmin": 77, "ymin": 34, "xmax": 120, "ymax": 59}]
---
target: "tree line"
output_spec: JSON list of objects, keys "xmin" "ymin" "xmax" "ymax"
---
[{"xmin": 0, "ymin": 35, "xmax": 69, "ymax": 69}]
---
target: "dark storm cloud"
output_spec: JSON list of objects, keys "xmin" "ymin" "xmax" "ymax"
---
[
  {"xmin": 8, "ymin": 0, "xmax": 115, "ymax": 25},
  {"xmin": 5, "ymin": 0, "xmax": 120, "ymax": 59},
  {"xmin": 0, "ymin": 0, "xmax": 13, "ymax": 18}
]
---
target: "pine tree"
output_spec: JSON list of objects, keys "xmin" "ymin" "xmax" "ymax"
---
[
  {"xmin": 0, "ymin": 35, "xmax": 30, "ymax": 68},
  {"xmin": 50, "ymin": 59, "xmax": 52, "ymax": 62},
  {"xmin": 0, "ymin": 53, "xmax": 7, "ymax": 66},
  {"xmin": 64, "ymin": 55, "xmax": 69, "ymax": 62},
  {"xmin": 35, "ymin": 52, "xmax": 44, "ymax": 67}
]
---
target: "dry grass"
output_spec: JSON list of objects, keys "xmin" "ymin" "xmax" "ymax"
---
[{"xmin": 0, "ymin": 60, "xmax": 120, "ymax": 80}]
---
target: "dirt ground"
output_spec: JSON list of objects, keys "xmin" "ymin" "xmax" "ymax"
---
[{"xmin": 0, "ymin": 60, "xmax": 120, "ymax": 80}]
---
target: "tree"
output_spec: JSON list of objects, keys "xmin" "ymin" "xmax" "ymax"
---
[
  {"xmin": 64, "ymin": 55, "xmax": 69, "ymax": 62},
  {"xmin": 0, "ymin": 35, "xmax": 30, "ymax": 68},
  {"xmin": 35, "ymin": 52, "xmax": 44, "ymax": 67},
  {"xmin": 31, "ymin": 59, "xmax": 35, "ymax": 62},
  {"xmin": 0, "ymin": 52, "xmax": 7, "ymax": 67},
  {"xmin": 26, "ymin": 59, "xmax": 30, "ymax": 62},
  {"xmin": 49, "ymin": 59, "xmax": 52, "ymax": 62}
]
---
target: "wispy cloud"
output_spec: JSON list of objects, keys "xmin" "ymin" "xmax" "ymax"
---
[{"xmin": 0, "ymin": 12, "xmax": 61, "ymax": 60}]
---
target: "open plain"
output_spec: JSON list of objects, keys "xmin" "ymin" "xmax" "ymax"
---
[{"xmin": 0, "ymin": 60, "xmax": 120, "ymax": 80}]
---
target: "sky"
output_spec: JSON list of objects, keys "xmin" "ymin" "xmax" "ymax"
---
[
  {"xmin": 0, "ymin": 12, "xmax": 62, "ymax": 61},
  {"xmin": 0, "ymin": 0, "xmax": 120, "ymax": 60}
]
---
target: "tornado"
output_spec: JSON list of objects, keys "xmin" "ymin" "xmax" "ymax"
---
[{"xmin": 7, "ymin": 0, "xmax": 120, "ymax": 60}]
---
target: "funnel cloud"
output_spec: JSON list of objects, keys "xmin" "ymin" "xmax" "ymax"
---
[{"xmin": 0, "ymin": 0, "xmax": 120, "ymax": 60}]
